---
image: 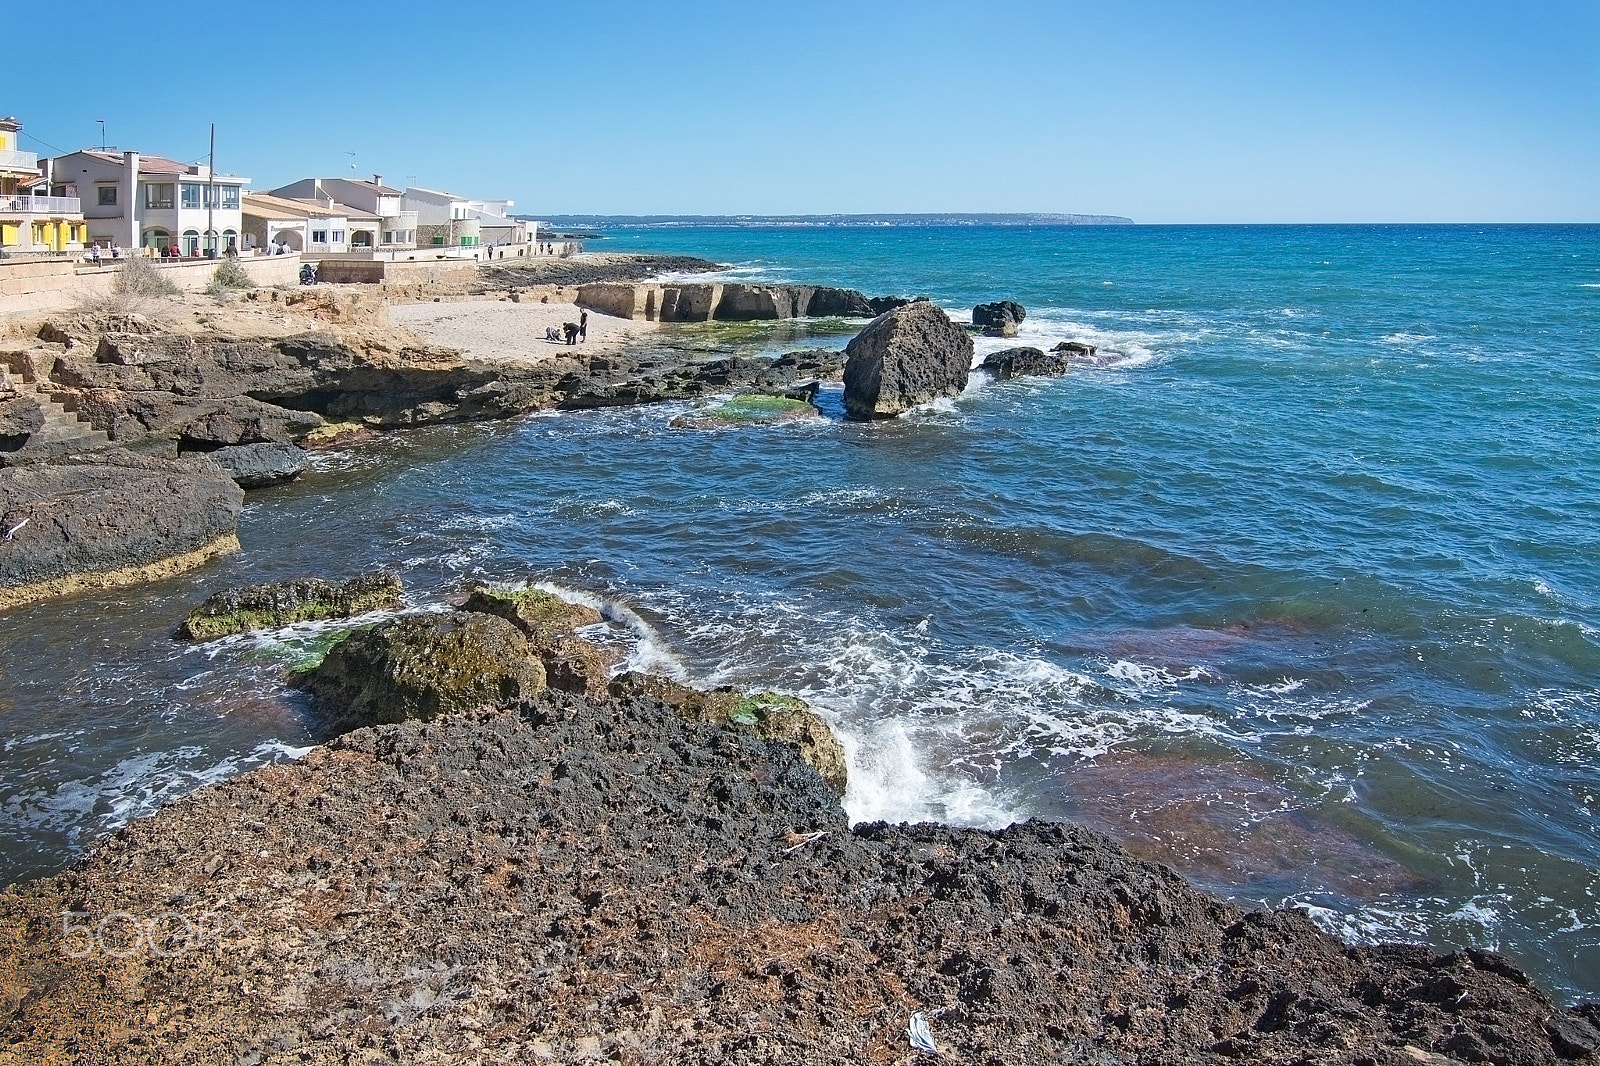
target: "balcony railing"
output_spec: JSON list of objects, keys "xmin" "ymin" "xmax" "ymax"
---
[
  {"xmin": 0, "ymin": 147, "xmax": 39, "ymax": 171},
  {"xmin": 0, "ymin": 195, "xmax": 81, "ymax": 214}
]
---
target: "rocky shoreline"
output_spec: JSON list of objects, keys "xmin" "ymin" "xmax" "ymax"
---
[
  {"xmin": 0, "ymin": 255, "xmax": 869, "ymax": 610},
  {"xmin": 3, "ymin": 256, "xmax": 1596, "ymax": 1062},
  {"xmin": 1, "ymin": 681, "xmax": 1589, "ymax": 1063}
]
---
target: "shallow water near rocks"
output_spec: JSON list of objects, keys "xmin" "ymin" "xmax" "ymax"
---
[{"xmin": 1, "ymin": 223, "xmax": 1597, "ymax": 1004}]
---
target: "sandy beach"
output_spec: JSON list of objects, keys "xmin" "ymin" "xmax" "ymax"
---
[{"xmin": 388, "ymin": 299, "xmax": 658, "ymax": 362}]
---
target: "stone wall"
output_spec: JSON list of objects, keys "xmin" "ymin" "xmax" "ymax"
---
[
  {"xmin": 0, "ymin": 255, "xmax": 306, "ymax": 319},
  {"xmin": 313, "ymin": 259, "xmax": 478, "ymax": 286}
]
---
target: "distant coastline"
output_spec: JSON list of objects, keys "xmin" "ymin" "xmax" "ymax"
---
[{"xmin": 528, "ymin": 211, "xmax": 1135, "ymax": 229}]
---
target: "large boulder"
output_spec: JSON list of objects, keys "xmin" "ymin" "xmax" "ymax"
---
[
  {"xmin": 0, "ymin": 449, "xmax": 243, "ymax": 610},
  {"xmin": 609, "ymin": 672, "xmax": 848, "ymax": 793},
  {"xmin": 842, "ymin": 300, "xmax": 973, "ymax": 419},
  {"xmin": 177, "ymin": 570, "xmax": 403, "ymax": 640},
  {"xmin": 299, "ymin": 611, "xmax": 546, "ymax": 724},
  {"xmin": 980, "ymin": 346, "xmax": 1071, "ymax": 380},
  {"xmin": 203, "ymin": 442, "xmax": 309, "ymax": 488},
  {"xmin": 973, "ymin": 300, "xmax": 1026, "ymax": 338}
]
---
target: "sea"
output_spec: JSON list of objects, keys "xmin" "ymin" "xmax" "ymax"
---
[{"xmin": 2, "ymin": 223, "xmax": 1597, "ymax": 1004}]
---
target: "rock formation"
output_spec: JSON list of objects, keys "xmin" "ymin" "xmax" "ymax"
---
[
  {"xmin": 973, "ymin": 300, "xmax": 1026, "ymax": 337},
  {"xmin": 0, "ymin": 393, "xmax": 44, "ymax": 450},
  {"xmin": 460, "ymin": 585, "xmax": 617, "ymax": 697},
  {"xmin": 980, "ymin": 346, "xmax": 1072, "ymax": 380},
  {"xmin": 298, "ymin": 610, "xmax": 546, "ymax": 725},
  {"xmin": 577, "ymin": 282, "xmax": 909, "ymax": 323},
  {"xmin": 609, "ymin": 672, "xmax": 848, "ymax": 793},
  {"xmin": 0, "ymin": 688, "xmax": 1580, "ymax": 1064},
  {"xmin": 0, "ymin": 449, "xmax": 243, "ymax": 611},
  {"xmin": 204, "ymin": 442, "xmax": 309, "ymax": 488},
  {"xmin": 177, "ymin": 571, "xmax": 404, "ymax": 640},
  {"xmin": 842, "ymin": 301, "xmax": 974, "ymax": 419}
]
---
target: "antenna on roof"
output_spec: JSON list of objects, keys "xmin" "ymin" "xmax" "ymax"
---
[
  {"xmin": 346, "ymin": 151, "xmax": 356, "ymax": 172},
  {"xmin": 96, "ymin": 119, "xmax": 105, "ymax": 151}
]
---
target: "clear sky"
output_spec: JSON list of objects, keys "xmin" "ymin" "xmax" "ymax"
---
[{"xmin": 15, "ymin": 0, "xmax": 1598, "ymax": 222}]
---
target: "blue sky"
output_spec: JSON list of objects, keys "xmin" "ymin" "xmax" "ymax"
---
[{"xmin": 16, "ymin": 0, "xmax": 1598, "ymax": 222}]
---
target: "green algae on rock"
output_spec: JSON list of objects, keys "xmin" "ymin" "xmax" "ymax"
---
[
  {"xmin": 298, "ymin": 610, "xmax": 545, "ymax": 724},
  {"xmin": 176, "ymin": 571, "xmax": 403, "ymax": 640},
  {"xmin": 609, "ymin": 672, "xmax": 848, "ymax": 793},
  {"xmin": 460, "ymin": 584, "xmax": 617, "ymax": 697},
  {"xmin": 461, "ymin": 584, "xmax": 603, "ymax": 642},
  {"xmin": 670, "ymin": 393, "xmax": 820, "ymax": 430}
]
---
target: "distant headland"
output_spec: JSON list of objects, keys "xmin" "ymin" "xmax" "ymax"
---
[{"xmin": 532, "ymin": 211, "xmax": 1135, "ymax": 229}]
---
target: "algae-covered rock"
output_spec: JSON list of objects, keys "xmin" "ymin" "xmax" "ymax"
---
[
  {"xmin": 608, "ymin": 672, "xmax": 848, "ymax": 793},
  {"xmin": 461, "ymin": 585, "xmax": 602, "ymax": 643},
  {"xmin": 299, "ymin": 610, "xmax": 545, "ymax": 724},
  {"xmin": 460, "ymin": 585, "xmax": 616, "ymax": 697},
  {"xmin": 669, "ymin": 392, "xmax": 820, "ymax": 430},
  {"xmin": 178, "ymin": 571, "xmax": 402, "ymax": 640}
]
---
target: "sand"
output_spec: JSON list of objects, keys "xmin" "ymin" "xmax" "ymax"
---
[{"xmin": 387, "ymin": 299, "xmax": 657, "ymax": 362}]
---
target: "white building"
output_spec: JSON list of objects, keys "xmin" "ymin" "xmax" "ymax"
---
[
  {"xmin": 402, "ymin": 186, "xmax": 534, "ymax": 252},
  {"xmin": 269, "ymin": 176, "xmax": 417, "ymax": 250},
  {"xmin": 241, "ymin": 192, "xmax": 382, "ymax": 254},
  {"xmin": 46, "ymin": 149, "xmax": 249, "ymax": 257}
]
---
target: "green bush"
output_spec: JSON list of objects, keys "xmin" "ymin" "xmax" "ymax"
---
[{"xmin": 210, "ymin": 257, "xmax": 254, "ymax": 290}]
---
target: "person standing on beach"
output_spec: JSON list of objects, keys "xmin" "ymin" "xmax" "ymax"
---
[{"xmin": 579, "ymin": 311, "xmax": 588, "ymax": 343}]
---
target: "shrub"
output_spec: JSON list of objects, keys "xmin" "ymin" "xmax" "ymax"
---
[
  {"xmin": 210, "ymin": 257, "xmax": 254, "ymax": 290},
  {"xmin": 113, "ymin": 254, "xmax": 180, "ymax": 297}
]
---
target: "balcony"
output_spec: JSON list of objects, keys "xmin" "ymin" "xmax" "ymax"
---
[
  {"xmin": 0, "ymin": 194, "xmax": 81, "ymax": 215},
  {"xmin": 0, "ymin": 147, "xmax": 38, "ymax": 172}
]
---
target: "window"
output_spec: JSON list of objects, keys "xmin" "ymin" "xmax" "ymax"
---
[
  {"xmin": 382, "ymin": 231, "xmax": 393, "ymax": 244},
  {"xmin": 220, "ymin": 186, "xmax": 239, "ymax": 209},
  {"xmin": 144, "ymin": 183, "xmax": 174, "ymax": 209},
  {"xmin": 97, "ymin": 186, "xmax": 117, "ymax": 206},
  {"xmin": 331, "ymin": 229, "xmax": 344, "ymax": 243},
  {"xmin": 312, "ymin": 230, "xmax": 328, "ymax": 243},
  {"xmin": 181, "ymin": 183, "xmax": 201, "ymax": 209}
]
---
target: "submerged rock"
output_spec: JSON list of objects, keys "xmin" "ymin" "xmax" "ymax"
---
[
  {"xmin": 669, "ymin": 393, "xmax": 820, "ymax": 430},
  {"xmin": 973, "ymin": 299, "xmax": 1027, "ymax": 337},
  {"xmin": 609, "ymin": 672, "xmax": 848, "ymax": 793},
  {"xmin": 842, "ymin": 301, "xmax": 973, "ymax": 419},
  {"xmin": 980, "ymin": 346, "xmax": 1071, "ymax": 380},
  {"xmin": 298, "ymin": 610, "xmax": 545, "ymax": 724},
  {"xmin": 202, "ymin": 441, "xmax": 309, "ymax": 488},
  {"xmin": 177, "ymin": 570, "xmax": 403, "ymax": 640}
]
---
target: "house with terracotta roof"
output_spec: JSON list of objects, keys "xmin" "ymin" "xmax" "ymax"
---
[
  {"xmin": 241, "ymin": 191, "xmax": 383, "ymax": 254},
  {"xmin": 0, "ymin": 117, "xmax": 85, "ymax": 255},
  {"xmin": 45, "ymin": 148, "xmax": 250, "ymax": 256}
]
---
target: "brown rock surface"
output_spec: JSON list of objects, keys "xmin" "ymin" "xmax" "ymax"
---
[{"xmin": 0, "ymin": 691, "xmax": 1582, "ymax": 1065}]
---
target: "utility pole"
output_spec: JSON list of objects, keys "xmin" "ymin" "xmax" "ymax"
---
[{"xmin": 207, "ymin": 123, "xmax": 216, "ymax": 258}]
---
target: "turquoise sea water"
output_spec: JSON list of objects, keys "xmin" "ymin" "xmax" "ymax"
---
[{"xmin": 1, "ymin": 224, "xmax": 1597, "ymax": 1003}]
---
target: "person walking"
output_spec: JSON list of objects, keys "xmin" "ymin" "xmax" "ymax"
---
[{"xmin": 578, "ymin": 311, "xmax": 588, "ymax": 343}]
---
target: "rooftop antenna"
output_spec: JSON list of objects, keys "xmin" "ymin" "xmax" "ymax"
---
[
  {"xmin": 346, "ymin": 151, "xmax": 357, "ymax": 172},
  {"xmin": 96, "ymin": 119, "xmax": 105, "ymax": 151}
]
